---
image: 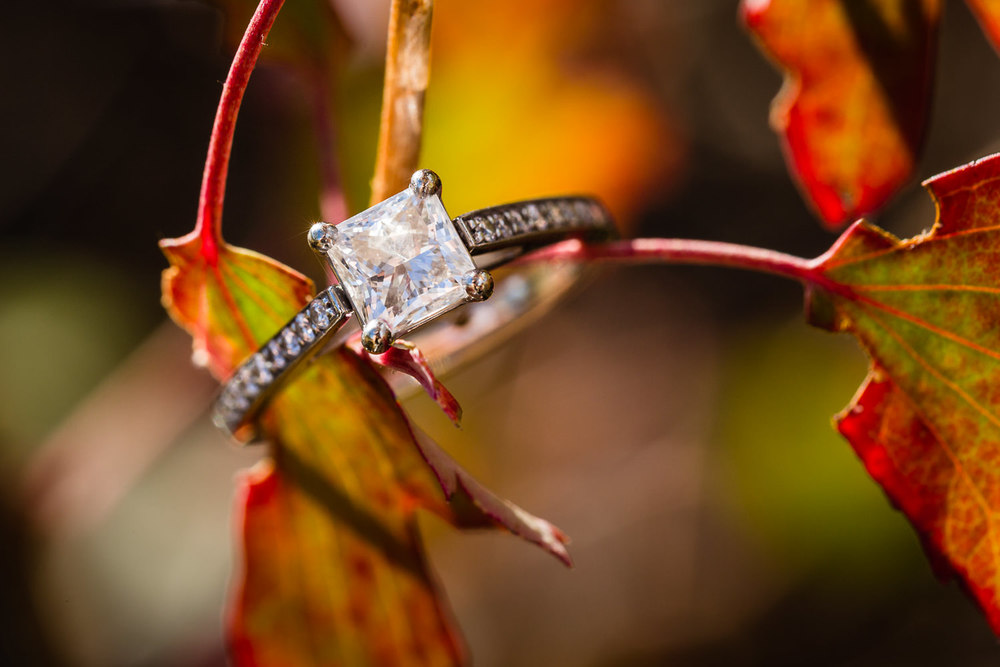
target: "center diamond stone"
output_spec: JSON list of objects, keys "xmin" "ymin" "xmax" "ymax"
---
[{"xmin": 321, "ymin": 186, "xmax": 476, "ymax": 339}]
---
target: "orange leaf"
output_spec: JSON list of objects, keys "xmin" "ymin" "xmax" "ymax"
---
[
  {"xmin": 742, "ymin": 0, "xmax": 940, "ymax": 228},
  {"xmin": 160, "ymin": 233, "xmax": 313, "ymax": 380},
  {"xmin": 230, "ymin": 459, "xmax": 463, "ymax": 666}
]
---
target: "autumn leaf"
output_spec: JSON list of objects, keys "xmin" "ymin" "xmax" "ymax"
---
[
  {"xmin": 161, "ymin": 0, "xmax": 573, "ymax": 663},
  {"xmin": 810, "ymin": 154, "xmax": 1000, "ymax": 633},
  {"xmin": 525, "ymin": 150, "xmax": 1000, "ymax": 634},
  {"xmin": 742, "ymin": 0, "xmax": 940, "ymax": 228}
]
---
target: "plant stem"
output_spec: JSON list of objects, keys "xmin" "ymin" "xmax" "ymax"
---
[
  {"xmin": 195, "ymin": 0, "xmax": 286, "ymax": 265},
  {"xmin": 522, "ymin": 238, "xmax": 848, "ymax": 295},
  {"xmin": 369, "ymin": 0, "xmax": 434, "ymax": 204}
]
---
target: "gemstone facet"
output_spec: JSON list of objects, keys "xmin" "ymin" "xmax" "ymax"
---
[{"xmin": 320, "ymin": 187, "xmax": 476, "ymax": 340}]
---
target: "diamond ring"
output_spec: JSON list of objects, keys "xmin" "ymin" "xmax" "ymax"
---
[{"xmin": 213, "ymin": 169, "xmax": 615, "ymax": 441}]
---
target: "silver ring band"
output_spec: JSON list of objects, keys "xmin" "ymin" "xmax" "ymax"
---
[{"xmin": 213, "ymin": 188, "xmax": 614, "ymax": 441}]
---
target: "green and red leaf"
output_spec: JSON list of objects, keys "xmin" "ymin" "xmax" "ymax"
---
[
  {"xmin": 521, "ymin": 151, "xmax": 1000, "ymax": 634},
  {"xmin": 807, "ymin": 153, "xmax": 1000, "ymax": 632}
]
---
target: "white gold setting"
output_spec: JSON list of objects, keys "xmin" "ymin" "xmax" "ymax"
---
[
  {"xmin": 318, "ymin": 177, "xmax": 478, "ymax": 353},
  {"xmin": 213, "ymin": 286, "xmax": 351, "ymax": 436},
  {"xmin": 214, "ymin": 169, "xmax": 615, "ymax": 442}
]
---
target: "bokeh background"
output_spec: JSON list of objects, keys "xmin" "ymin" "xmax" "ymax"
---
[{"xmin": 4, "ymin": 0, "xmax": 1000, "ymax": 665}]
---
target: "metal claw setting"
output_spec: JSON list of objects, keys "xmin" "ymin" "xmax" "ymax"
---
[
  {"xmin": 308, "ymin": 222, "xmax": 335, "ymax": 252},
  {"xmin": 409, "ymin": 168, "xmax": 442, "ymax": 198},
  {"xmin": 463, "ymin": 269, "xmax": 494, "ymax": 302},
  {"xmin": 361, "ymin": 319, "xmax": 393, "ymax": 355}
]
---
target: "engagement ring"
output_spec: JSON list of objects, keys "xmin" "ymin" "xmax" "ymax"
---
[{"xmin": 213, "ymin": 169, "xmax": 615, "ymax": 441}]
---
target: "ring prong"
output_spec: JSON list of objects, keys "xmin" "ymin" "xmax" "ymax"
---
[
  {"xmin": 308, "ymin": 223, "xmax": 334, "ymax": 253},
  {"xmin": 409, "ymin": 169, "xmax": 442, "ymax": 198},
  {"xmin": 361, "ymin": 320, "xmax": 393, "ymax": 355},
  {"xmin": 463, "ymin": 269, "xmax": 494, "ymax": 302}
]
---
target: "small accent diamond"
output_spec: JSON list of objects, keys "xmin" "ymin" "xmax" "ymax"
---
[
  {"xmin": 491, "ymin": 213, "xmax": 509, "ymax": 239},
  {"xmin": 282, "ymin": 328, "xmax": 301, "ymax": 356},
  {"xmin": 250, "ymin": 353, "xmax": 273, "ymax": 384},
  {"xmin": 476, "ymin": 218, "xmax": 496, "ymax": 243},
  {"xmin": 508, "ymin": 209, "xmax": 525, "ymax": 233},
  {"xmin": 226, "ymin": 390, "xmax": 250, "ymax": 412},
  {"xmin": 524, "ymin": 204, "xmax": 544, "ymax": 230},
  {"xmin": 547, "ymin": 202, "xmax": 564, "ymax": 226},
  {"xmin": 310, "ymin": 298, "xmax": 333, "ymax": 329},
  {"xmin": 237, "ymin": 366, "xmax": 260, "ymax": 396},
  {"xmin": 267, "ymin": 340, "xmax": 286, "ymax": 369},
  {"xmin": 295, "ymin": 313, "xmax": 316, "ymax": 343}
]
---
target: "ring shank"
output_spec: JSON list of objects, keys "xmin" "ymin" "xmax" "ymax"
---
[{"xmin": 213, "ymin": 196, "xmax": 615, "ymax": 442}]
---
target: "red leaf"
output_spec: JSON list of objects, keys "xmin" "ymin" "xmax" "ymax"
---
[
  {"xmin": 411, "ymin": 429, "xmax": 572, "ymax": 567},
  {"xmin": 742, "ymin": 0, "xmax": 940, "ymax": 228},
  {"xmin": 357, "ymin": 340, "xmax": 463, "ymax": 426}
]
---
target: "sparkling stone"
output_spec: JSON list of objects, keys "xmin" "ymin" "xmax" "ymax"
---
[
  {"xmin": 321, "ymin": 187, "xmax": 477, "ymax": 336},
  {"xmin": 237, "ymin": 366, "xmax": 259, "ymax": 396},
  {"xmin": 282, "ymin": 328, "xmax": 301, "ymax": 356},
  {"xmin": 508, "ymin": 210, "xmax": 526, "ymax": 233},
  {"xmin": 470, "ymin": 217, "xmax": 495, "ymax": 244},
  {"xmin": 491, "ymin": 214, "xmax": 510, "ymax": 239},
  {"xmin": 267, "ymin": 340, "xmax": 286, "ymax": 369},
  {"xmin": 227, "ymin": 391, "xmax": 250, "ymax": 412},
  {"xmin": 250, "ymin": 353, "xmax": 273, "ymax": 384},
  {"xmin": 310, "ymin": 298, "xmax": 333, "ymax": 329},
  {"xmin": 547, "ymin": 202, "xmax": 565, "ymax": 226},
  {"xmin": 524, "ymin": 204, "xmax": 544, "ymax": 230},
  {"xmin": 222, "ymin": 382, "xmax": 250, "ymax": 411},
  {"xmin": 557, "ymin": 201, "xmax": 576, "ymax": 225},
  {"xmin": 295, "ymin": 313, "xmax": 316, "ymax": 343}
]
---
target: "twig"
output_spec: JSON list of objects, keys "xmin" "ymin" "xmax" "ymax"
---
[
  {"xmin": 369, "ymin": 0, "xmax": 434, "ymax": 204},
  {"xmin": 520, "ymin": 238, "xmax": 852, "ymax": 297},
  {"xmin": 195, "ymin": 0, "xmax": 286, "ymax": 263}
]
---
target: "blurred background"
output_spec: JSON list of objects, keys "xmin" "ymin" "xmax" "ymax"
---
[{"xmin": 4, "ymin": 0, "xmax": 1000, "ymax": 665}]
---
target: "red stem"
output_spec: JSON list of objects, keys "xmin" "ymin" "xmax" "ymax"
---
[
  {"xmin": 522, "ymin": 238, "xmax": 850, "ymax": 296},
  {"xmin": 195, "ymin": 0, "xmax": 286, "ymax": 265}
]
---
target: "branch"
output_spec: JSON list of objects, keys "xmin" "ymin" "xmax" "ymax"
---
[
  {"xmin": 195, "ymin": 0, "xmax": 286, "ymax": 264},
  {"xmin": 520, "ymin": 238, "xmax": 852, "ymax": 297},
  {"xmin": 369, "ymin": 0, "xmax": 434, "ymax": 204}
]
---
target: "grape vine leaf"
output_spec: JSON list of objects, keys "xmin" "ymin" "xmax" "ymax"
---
[
  {"xmin": 161, "ymin": 1, "xmax": 572, "ymax": 659},
  {"xmin": 162, "ymin": 228, "xmax": 572, "ymax": 663},
  {"xmin": 807, "ymin": 153, "xmax": 1000, "ymax": 633},
  {"xmin": 522, "ymin": 151, "xmax": 1000, "ymax": 634},
  {"xmin": 742, "ymin": 0, "xmax": 941, "ymax": 228}
]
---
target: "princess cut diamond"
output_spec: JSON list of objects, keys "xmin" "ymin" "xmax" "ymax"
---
[{"xmin": 320, "ymin": 186, "xmax": 476, "ymax": 340}]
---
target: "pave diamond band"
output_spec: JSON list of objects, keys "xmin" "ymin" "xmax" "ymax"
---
[
  {"xmin": 212, "ymin": 287, "xmax": 351, "ymax": 437},
  {"xmin": 455, "ymin": 197, "xmax": 612, "ymax": 254},
  {"xmin": 213, "ymin": 170, "xmax": 615, "ymax": 442}
]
